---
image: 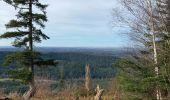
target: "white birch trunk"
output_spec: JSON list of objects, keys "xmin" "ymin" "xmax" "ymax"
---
[{"xmin": 147, "ymin": 0, "xmax": 162, "ymax": 99}]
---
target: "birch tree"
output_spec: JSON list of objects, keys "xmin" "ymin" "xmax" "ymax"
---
[
  {"xmin": 112, "ymin": 0, "xmax": 170, "ymax": 99},
  {"xmin": 147, "ymin": 0, "xmax": 162, "ymax": 99}
]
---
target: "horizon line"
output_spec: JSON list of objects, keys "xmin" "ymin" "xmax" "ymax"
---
[{"xmin": 0, "ymin": 46, "xmax": 132, "ymax": 49}]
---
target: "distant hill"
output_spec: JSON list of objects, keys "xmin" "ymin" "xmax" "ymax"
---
[
  {"xmin": 0, "ymin": 47, "xmax": 137, "ymax": 79},
  {"xmin": 0, "ymin": 47, "xmax": 136, "ymax": 57}
]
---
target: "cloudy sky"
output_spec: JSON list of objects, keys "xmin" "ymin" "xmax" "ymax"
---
[{"xmin": 0, "ymin": 0, "xmax": 129, "ymax": 47}]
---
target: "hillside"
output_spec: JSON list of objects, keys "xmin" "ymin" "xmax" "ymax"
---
[{"xmin": 0, "ymin": 47, "xmax": 131, "ymax": 79}]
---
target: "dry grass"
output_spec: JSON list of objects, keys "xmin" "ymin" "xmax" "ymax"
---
[
  {"xmin": 0, "ymin": 79, "xmax": 120, "ymax": 100},
  {"xmin": 0, "ymin": 92, "xmax": 23, "ymax": 100},
  {"xmin": 0, "ymin": 91, "xmax": 115, "ymax": 100}
]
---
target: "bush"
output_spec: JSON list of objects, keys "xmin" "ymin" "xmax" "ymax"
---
[
  {"xmin": 74, "ymin": 87, "xmax": 95, "ymax": 97},
  {"xmin": 50, "ymin": 81, "xmax": 65, "ymax": 93},
  {"xmin": 0, "ymin": 79, "xmax": 28, "ymax": 94}
]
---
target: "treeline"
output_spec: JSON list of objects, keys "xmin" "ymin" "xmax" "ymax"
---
[
  {"xmin": 113, "ymin": 0, "xmax": 170, "ymax": 100},
  {"xmin": 41, "ymin": 52, "xmax": 117, "ymax": 79}
]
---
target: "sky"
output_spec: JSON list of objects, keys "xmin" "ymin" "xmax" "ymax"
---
[{"xmin": 0, "ymin": 0, "xmax": 130, "ymax": 47}]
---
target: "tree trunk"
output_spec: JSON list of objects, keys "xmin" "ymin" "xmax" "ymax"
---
[
  {"xmin": 23, "ymin": 82, "xmax": 36, "ymax": 100},
  {"xmin": 94, "ymin": 85, "xmax": 104, "ymax": 100},
  {"xmin": 23, "ymin": 0, "xmax": 36, "ymax": 99},
  {"xmin": 85, "ymin": 64, "xmax": 91, "ymax": 92},
  {"xmin": 147, "ymin": 0, "xmax": 162, "ymax": 99}
]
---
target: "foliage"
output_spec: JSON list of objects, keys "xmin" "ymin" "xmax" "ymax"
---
[
  {"xmin": 113, "ymin": 0, "xmax": 170, "ymax": 99},
  {"xmin": 0, "ymin": 0, "xmax": 58, "ymax": 86},
  {"xmin": 113, "ymin": 56, "xmax": 170, "ymax": 99},
  {"xmin": 0, "ymin": 79, "xmax": 28, "ymax": 94},
  {"xmin": 74, "ymin": 87, "xmax": 95, "ymax": 97},
  {"xmin": 0, "ymin": 51, "xmax": 117, "ymax": 79}
]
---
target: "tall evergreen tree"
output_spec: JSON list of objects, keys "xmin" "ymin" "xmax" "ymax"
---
[{"xmin": 0, "ymin": 0, "xmax": 56, "ymax": 99}]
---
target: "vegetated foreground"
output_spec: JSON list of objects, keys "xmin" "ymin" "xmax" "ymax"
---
[
  {"xmin": 0, "ymin": 47, "xmax": 127, "ymax": 100},
  {"xmin": 0, "ymin": 78, "xmax": 119, "ymax": 100}
]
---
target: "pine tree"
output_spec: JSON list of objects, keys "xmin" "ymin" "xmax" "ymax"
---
[{"xmin": 1, "ymin": 0, "xmax": 56, "ymax": 99}]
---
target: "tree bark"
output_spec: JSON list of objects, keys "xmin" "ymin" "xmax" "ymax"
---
[
  {"xmin": 23, "ymin": 83, "xmax": 36, "ymax": 100},
  {"xmin": 147, "ymin": 0, "xmax": 162, "ymax": 99},
  {"xmin": 23, "ymin": 0, "xmax": 36, "ymax": 99},
  {"xmin": 94, "ymin": 85, "xmax": 104, "ymax": 100},
  {"xmin": 85, "ymin": 64, "xmax": 91, "ymax": 92}
]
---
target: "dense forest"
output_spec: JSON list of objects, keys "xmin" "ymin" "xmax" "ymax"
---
[{"xmin": 0, "ymin": 49, "xmax": 119, "ymax": 79}]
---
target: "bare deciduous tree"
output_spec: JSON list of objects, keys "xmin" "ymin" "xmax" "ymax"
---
[{"xmin": 113, "ymin": 0, "xmax": 165, "ymax": 99}]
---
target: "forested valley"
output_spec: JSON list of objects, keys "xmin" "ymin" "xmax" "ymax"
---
[{"xmin": 0, "ymin": 0, "xmax": 170, "ymax": 100}]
